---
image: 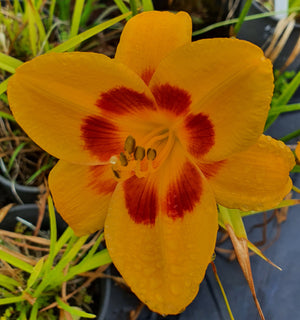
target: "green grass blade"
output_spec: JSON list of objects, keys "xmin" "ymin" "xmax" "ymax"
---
[
  {"xmin": 268, "ymin": 103, "xmax": 300, "ymax": 116},
  {"xmin": 0, "ymin": 296, "xmax": 25, "ymax": 305},
  {"xmin": 8, "ymin": 142, "xmax": 27, "ymax": 172},
  {"xmin": 65, "ymin": 249, "xmax": 112, "ymax": 281},
  {"xmin": 29, "ymin": 301, "xmax": 39, "ymax": 320},
  {"xmin": 0, "ymin": 111, "xmax": 16, "ymax": 122},
  {"xmin": 129, "ymin": 0, "xmax": 138, "ymax": 15},
  {"xmin": 14, "ymin": 0, "xmax": 23, "ymax": 14},
  {"xmin": 280, "ymin": 128, "xmax": 300, "ymax": 142},
  {"xmin": 56, "ymin": 296, "xmax": 96, "ymax": 318},
  {"xmin": 33, "ymin": 235, "xmax": 88, "ymax": 297},
  {"xmin": 142, "ymin": 0, "xmax": 153, "ymax": 11},
  {"xmin": 84, "ymin": 233, "xmax": 104, "ymax": 260},
  {"xmin": 80, "ymin": 0, "xmax": 102, "ymax": 27},
  {"xmin": 49, "ymin": 12, "xmax": 131, "ymax": 53},
  {"xmin": 26, "ymin": 0, "xmax": 38, "ymax": 57},
  {"xmin": 53, "ymin": 227, "xmax": 74, "ymax": 257},
  {"xmin": 273, "ymin": 71, "xmax": 300, "ymax": 107},
  {"xmin": 266, "ymin": 70, "xmax": 300, "ymax": 130},
  {"xmin": 43, "ymin": 196, "xmax": 57, "ymax": 274},
  {"xmin": 0, "ymin": 93, "xmax": 8, "ymax": 104},
  {"xmin": 211, "ymin": 262, "xmax": 235, "ymax": 320},
  {"xmin": 234, "ymin": 0, "xmax": 252, "ymax": 35},
  {"xmin": 291, "ymin": 164, "xmax": 300, "ymax": 172},
  {"xmin": 26, "ymin": 258, "xmax": 44, "ymax": 288},
  {"xmin": 70, "ymin": 0, "xmax": 85, "ymax": 39},
  {"xmin": 25, "ymin": 159, "xmax": 54, "ymax": 184},
  {"xmin": 0, "ymin": 53, "xmax": 23, "ymax": 73},
  {"xmin": 48, "ymin": 0, "xmax": 56, "ymax": 28},
  {"xmin": 114, "ymin": 0, "xmax": 130, "ymax": 14},
  {"xmin": 0, "ymin": 250, "xmax": 33, "ymax": 273},
  {"xmin": 29, "ymin": 0, "xmax": 49, "ymax": 52},
  {"xmin": 193, "ymin": 7, "xmax": 300, "ymax": 36},
  {"xmin": 0, "ymin": 274, "xmax": 22, "ymax": 291},
  {"xmin": 0, "ymin": 79, "xmax": 9, "ymax": 95}
]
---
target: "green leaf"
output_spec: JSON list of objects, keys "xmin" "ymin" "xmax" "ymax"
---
[
  {"xmin": 114, "ymin": 0, "xmax": 130, "ymax": 14},
  {"xmin": 291, "ymin": 164, "xmax": 300, "ymax": 172},
  {"xmin": 47, "ymin": 196, "xmax": 57, "ymax": 266},
  {"xmin": 0, "ymin": 295, "xmax": 25, "ymax": 305},
  {"xmin": 142, "ymin": 0, "xmax": 153, "ymax": 11},
  {"xmin": 29, "ymin": 301, "xmax": 39, "ymax": 320},
  {"xmin": 129, "ymin": 0, "xmax": 138, "ymax": 15},
  {"xmin": 49, "ymin": 12, "xmax": 131, "ymax": 53},
  {"xmin": 56, "ymin": 297, "xmax": 96, "ymax": 318},
  {"xmin": 70, "ymin": 0, "xmax": 85, "ymax": 39},
  {"xmin": 33, "ymin": 235, "xmax": 88, "ymax": 297},
  {"xmin": 0, "ymin": 79, "xmax": 9, "ymax": 95},
  {"xmin": 211, "ymin": 262, "xmax": 234, "ymax": 320},
  {"xmin": 25, "ymin": 159, "xmax": 54, "ymax": 184},
  {"xmin": 26, "ymin": 258, "xmax": 44, "ymax": 289},
  {"xmin": 234, "ymin": 0, "xmax": 252, "ymax": 35},
  {"xmin": 65, "ymin": 249, "xmax": 112, "ymax": 281},
  {"xmin": 0, "ymin": 53, "xmax": 23, "ymax": 73},
  {"xmin": 8, "ymin": 142, "xmax": 27, "ymax": 172},
  {"xmin": 26, "ymin": 0, "xmax": 38, "ymax": 57},
  {"xmin": 268, "ymin": 103, "xmax": 300, "ymax": 116},
  {"xmin": 266, "ymin": 70, "xmax": 300, "ymax": 129},
  {"xmin": 0, "ymin": 250, "xmax": 33, "ymax": 273},
  {"xmin": 193, "ymin": 7, "xmax": 300, "ymax": 36},
  {"xmin": 0, "ymin": 111, "xmax": 16, "ymax": 122},
  {"xmin": 280, "ymin": 128, "xmax": 300, "ymax": 142},
  {"xmin": 0, "ymin": 274, "xmax": 22, "ymax": 291}
]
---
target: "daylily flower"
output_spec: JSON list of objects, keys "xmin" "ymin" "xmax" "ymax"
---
[
  {"xmin": 296, "ymin": 142, "xmax": 300, "ymax": 160},
  {"xmin": 8, "ymin": 11, "xmax": 295, "ymax": 314}
]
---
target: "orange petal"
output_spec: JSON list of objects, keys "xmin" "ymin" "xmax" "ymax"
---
[
  {"xmin": 49, "ymin": 161, "xmax": 117, "ymax": 236},
  {"xmin": 105, "ymin": 145, "xmax": 218, "ymax": 314},
  {"xmin": 115, "ymin": 11, "xmax": 192, "ymax": 85},
  {"xmin": 296, "ymin": 141, "xmax": 300, "ymax": 160},
  {"xmin": 203, "ymin": 135, "xmax": 295, "ymax": 211},
  {"xmin": 150, "ymin": 38, "xmax": 274, "ymax": 161},
  {"xmin": 8, "ymin": 52, "xmax": 155, "ymax": 164}
]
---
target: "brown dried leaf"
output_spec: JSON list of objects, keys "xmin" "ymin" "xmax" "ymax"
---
[
  {"xmin": 0, "ymin": 203, "xmax": 14, "ymax": 224},
  {"xmin": 226, "ymin": 224, "xmax": 265, "ymax": 320}
]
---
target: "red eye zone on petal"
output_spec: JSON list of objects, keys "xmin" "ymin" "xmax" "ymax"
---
[
  {"xmin": 152, "ymin": 84, "xmax": 191, "ymax": 115},
  {"xmin": 124, "ymin": 176, "xmax": 158, "ymax": 225},
  {"xmin": 88, "ymin": 166, "xmax": 117, "ymax": 194},
  {"xmin": 141, "ymin": 68, "xmax": 155, "ymax": 86},
  {"xmin": 184, "ymin": 113, "xmax": 215, "ymax": 157},
  {"xmin": 81, "ymin": 116, "xmax": 123, "ymax": 162},
  {"xmin": 95, "ymin": 87, "xmax": 155, "ymax": 115},
  {"xmin": 165, "ymin": 161, "xmax": 202, "ymax": 219},
  {"xmin": 198, "ymin": 160, "xmax": 225, "ymax": 179}
]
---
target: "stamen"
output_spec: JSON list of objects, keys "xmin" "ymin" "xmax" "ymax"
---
[
  {"xmin": 112, "ymin": 169, "xmax": 120, "ymax": 179},
  {"xmin": 147, "ymin": 148, "xmax": 157, "ymax": 160},
  {"xmin": 119, "ymin": 152, "xmax": 128, "ymax": 166},
  {"xmin": 124, "ymin": 135, "xmax": 136, "ymax": 154},
  {"xmin": 134, "ymin": 146, "xmax": 146, "ymax": 160}
]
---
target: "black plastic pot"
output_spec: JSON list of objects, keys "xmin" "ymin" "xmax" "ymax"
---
[
  {"xmin": 0, "ymin": 174, "xmax": 44, "ymax": 204},
  {"xmin": 237, "ymin": 1, "xmax": 300, "ymax": 71},
  {"xmin": 0, "ymin": 204, "xmax": 111, "ymax": 319}
]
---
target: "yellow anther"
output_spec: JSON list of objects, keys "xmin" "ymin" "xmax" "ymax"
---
[
  {"xmin": 124, "ymin": 135, "xmax": 136, "ymax": 154},
  {"xmin": 134, "ymin": 146, "xmax": 145, "ymax": 160},
  {"xmin": 147, "ymin": 148, "xmax": 157, "ymax": 160},
  {"xmin": 119, "ymin": 152, "xmax": 128, "ymax": 166}
]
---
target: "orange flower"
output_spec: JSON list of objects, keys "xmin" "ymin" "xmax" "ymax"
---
[
  {"xmin": 296, "ymin": 142, "xmax": 300, "ymax": 160},
  {"xmin": 8, "ymin": 11, "xmax": 295, "ymax": 314}
]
